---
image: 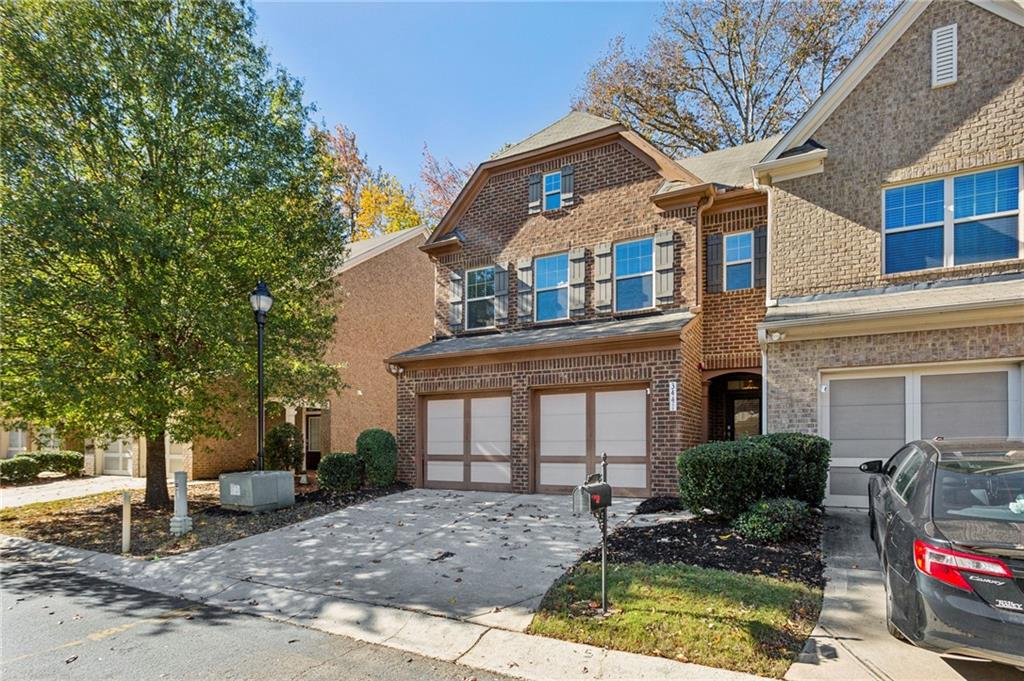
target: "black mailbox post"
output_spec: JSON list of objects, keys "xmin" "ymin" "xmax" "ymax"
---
[{"xmin": 572, "ymin": 453, "xmax": 612, "ymax": 613}]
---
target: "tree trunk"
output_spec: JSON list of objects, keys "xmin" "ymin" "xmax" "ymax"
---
[{"xmin": 144, "ymin": 430, "xmax": 171, "ymax": 510}]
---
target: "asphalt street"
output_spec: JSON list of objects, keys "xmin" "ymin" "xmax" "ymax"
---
[{"xmin": 0, "ymin": 560, "xmax": 513, "ymax": 681}]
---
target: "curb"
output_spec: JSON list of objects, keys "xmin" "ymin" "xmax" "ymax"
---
[{"xmin": 1, "ymin": 534, "xmax": 762, "ymax": 681}]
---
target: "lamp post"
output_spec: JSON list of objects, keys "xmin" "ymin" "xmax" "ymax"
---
[{"xmin": 249, "ymin": 279, "xmax": 273, "ymax": 471}]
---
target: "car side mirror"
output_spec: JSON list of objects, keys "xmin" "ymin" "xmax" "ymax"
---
[{"xmin": 859, "ymin": 460, "xmax": 884, "ymax": 474}]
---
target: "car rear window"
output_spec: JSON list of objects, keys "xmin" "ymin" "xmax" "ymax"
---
[{"xmin": 934, "ymin": 451, "xmax": 1024, "ymax": 523}]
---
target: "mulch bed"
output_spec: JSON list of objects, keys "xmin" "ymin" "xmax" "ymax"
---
[
  {"xmin": 579, "ymin": 501, "xmax": 824, "ymax": 588},
  {"xmin": 0, "ymin": 480, "xmax": 409, "ymax": 558}
]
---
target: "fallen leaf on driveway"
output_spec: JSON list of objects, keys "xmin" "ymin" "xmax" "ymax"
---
[{"xmin": 65, "ymin": 656, "xmax": 78, "ymax": 664}]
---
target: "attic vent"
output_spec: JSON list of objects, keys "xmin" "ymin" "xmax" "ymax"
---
[{"xmin": 931, "ymin": 24, "xmax": 957, "ymax": 88}]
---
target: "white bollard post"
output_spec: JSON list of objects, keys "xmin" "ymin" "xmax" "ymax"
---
[
  {"xmin": 169, "ymin": 470, "xmax": 193, "ymax": 536},
  {"xmin": 121, "ymin": 490, "xmax": 131, "ymax": 554}
]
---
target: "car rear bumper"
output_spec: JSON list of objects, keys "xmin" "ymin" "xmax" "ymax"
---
[{"xmin": 913, "ymin": 576, "xmax": 1024, "ymax": 667}]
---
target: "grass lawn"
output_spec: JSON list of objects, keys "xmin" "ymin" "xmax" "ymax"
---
[
  {"xmin": 0, "ymin": 481, "xmax": 403, "ymax": 559},
  {"xmin": 528, "ymin": 561, "xmax": 822, "ymax": 679}
]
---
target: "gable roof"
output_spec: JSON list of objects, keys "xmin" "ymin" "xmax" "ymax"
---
[
  {"xmin": 676, "ymin": 135, "xmax": 784, "ymax": 188},
  {"xmin": 762, "ymin": 0, "xmax": 1024, "ymax": 163},
  {"xmin": 423, "ymin": 113, "xmax": 701, "ymax": 250},
  {"xmin": 494, "ymin": 111, "xmax": 620, "ymax": 160},
  {"xmin": 337, "ymin": 226, "xmax": 429, "ymax": 274}
]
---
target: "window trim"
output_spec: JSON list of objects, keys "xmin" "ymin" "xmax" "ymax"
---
[
  {"xmin": 723, "ymin": 230, "xmax": 754, "ymax": 291},
  {"xmin": 881, "ymin": 163, "xmax": 1024, "ymax": 274},
  {"xmin": 533, "ymin": 252, "xmax": 570, "ymax": 323},
  {"xmin": 543, "ymin": 171, "xmax": 562, "ymax": 212},
  {"xmin": 613, "ymin": 237, "xmax": 655, "ymax": 313},
  {"xmin": 464, "ymin": 265, "xmax": 496, "ymax": 330}
]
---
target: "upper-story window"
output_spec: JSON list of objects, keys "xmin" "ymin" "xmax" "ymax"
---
[
  {"xmin": 883, "ymin": 164, "xmax": 1022, "ymax": 274},
  {"xmin": 543, "ymin": 172, "xmax": 562, "ymax": 211},
  {"xmin": 465, "ymin": 266, "xmax": 495, "ymax": 329},
  {"xmin": 724, "ymin": 231, "xmax": 753, "ymax": 291},
  {"xmin": 614, "ymin": 238, "xmax": 654, "ymax": 312},
  {"xmin": 535, "ymin": 253, "xmax": 569, "ymax": 322}
]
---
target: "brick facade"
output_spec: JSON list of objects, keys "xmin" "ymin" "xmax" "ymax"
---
[
  {"xmin": 770, "ymin": 0, "xmax": 1024, "ymax": 298},
  {"xmin": 766, "ymin": 323, "xmax": 1024, "ymax": 435},
  {"xmin": 433, "ymin": 141, "xmax": 699, "ymax": 337},
  {"xmin": 396, "ymin": 347, "xmax": 688, "ymax": 496}
]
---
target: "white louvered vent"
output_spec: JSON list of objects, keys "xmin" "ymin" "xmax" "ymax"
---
[{"xmin": 932, "ymin": 24, "xmax": 958, "ymax": 88}]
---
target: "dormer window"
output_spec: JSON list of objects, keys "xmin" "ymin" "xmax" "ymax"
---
[
  {"xmin": 543, "ymin": 172, "xmax": 562, "ymax": 211},
  {"xmin": 465, "ymin": 266, "xmax": 495, "ymax": 329}
]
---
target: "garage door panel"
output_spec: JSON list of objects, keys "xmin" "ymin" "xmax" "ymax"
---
[
  {"xmin": 605, "ymin": 463, "xmax": 646, "ymax": 490},
  {"xmin": 471, "ymin": 396, "xmax": 511, "ymax": 456},
  {"xmin": 831, "ymin": 438, "xmax": 907, "ymax": 460},
  {"xmin": 427, "ymin": 461, "xmax": 464, "ymax": 482},
  {"xmin": 427, "ymin": 399, "xmax": 464, "ymax": 456},
  {"xmin": 471, "ymin": 461, "xmax": 511, "ymax": 484},
  {"xmin": 539, "ymin": 462, "xmax": 586, "ymax": 487},
  {"xmin": 539, "ymin": 393, "xmax": 586, "ymax": 456},
  {"xmin": 921, "ymin": 372, "xmax": 1008, "ymax": 438},
  {"xmin": 595, "ymin": 390, "xmax": 646, "ymax": 457}
]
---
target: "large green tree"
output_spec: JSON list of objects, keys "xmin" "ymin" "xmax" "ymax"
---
[{"xmin": 0, "ymin": 0, "xmax": 345, "ymax": 508}]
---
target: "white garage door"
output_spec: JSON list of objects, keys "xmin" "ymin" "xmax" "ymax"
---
[
  {"xmin": 423, "ymin": 395, "xmax": 512, "ymax": 491},
  {"xmin": 536, "ymin": 386, "xmax": 649, "ymax": 496},
  {"xmin": 822, "ymin": 363, "xmax": 1022, "ymax": 507},
  {"xmin": 102, "ymin": 437, "xmax": 135, "ymax": 476}
]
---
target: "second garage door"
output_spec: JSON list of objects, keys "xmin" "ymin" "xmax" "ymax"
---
[
  {"xmin": 423, "ymin": 394, "xmax": 513, "ymax": 491},
  {"xmin": 535, "ymin": 386, "xmax": 649, "ymax": 496}
]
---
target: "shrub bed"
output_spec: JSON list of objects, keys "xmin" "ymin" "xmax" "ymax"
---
[
  {"xmin": 676, "ymin": 440, "xmax": 786, "ymax": 519},
  {"xmin": 733, "ymin": 497, "xmax": 811, "ymax": 542},
  {"xmin": 356, "ymin": 428, "xmax": 397, "ymax": 488},
  {"xmin": 1, "ymin": 456, "xmax": 43, "ymax": 484},
  {"xmin": 750, "ymin": 433, "xmax": 831, "ymax": 507},
  {"xmin": 26, "ymin": 450, "xmax": 85, "ymax": 476},
  {"xmin": 318, "ymin": 452, "xmax": 363, "ymax": 493}
]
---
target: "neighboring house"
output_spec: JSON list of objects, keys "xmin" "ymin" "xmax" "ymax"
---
[
  {"xmin": 389, "ymin": 0, "xmax": 1024, "ymax": 506},
  {"xmin": 1, "ymin": 424, "xmax": 69, "ymax": 458},
  {"xmin": 81, "ymin": 226, "xmax": 435, "ymax": 479},
  {"xmin": 754, "ymin": 0, "xmax": 1024, "ymax": 507}
]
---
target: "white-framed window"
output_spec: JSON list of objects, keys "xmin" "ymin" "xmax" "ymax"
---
[
  {"xmin": 7, "ymin": 429, "xmax": 27, "ymax": 457},
  {"xmin": 36, "ymin": 427, "xmax": 60, "ymax": 451},
  {"xmin": 534, "ymin": 252, "xmax": 569, "ymax": 322},
  {"xmin": 465, "ymin": 266, "xmax": 496, "ymax": 329},
  {"xmin": 883, "ymin": 164, "xmax": 1022, "ymax": 274},
  {"xmin": 724, "ymin": 231, "xmax": 754, "ymax": 291},
  {"xmin": 614, "ymin": 237, "xmax": 654, "ymax": 312},
  {"xmin": 543, "ymin": 171, "xmax": 562, "ymax": 211}
]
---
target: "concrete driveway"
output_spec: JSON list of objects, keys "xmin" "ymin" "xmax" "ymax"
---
[
  {"xmin": 0, "ymin": 475, "xmax": 145, "ymax": 509},
  {"xmin": 786, "ymin": 509, "xmax": 1022, "ymax": 681},
  {"xmin": 167, "ymin": 488, "xmax": 639, "ymax": 631}
]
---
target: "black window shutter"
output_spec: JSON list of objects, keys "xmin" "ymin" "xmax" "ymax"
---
[
  {"xmin": 753, "ymin": 227, "xmax": 767, "ymax": 288},
  {"xmin": 706, "ymin": 234, "xmax": 723, "ymax": 294},
  {"xmin": 561, "ymin": 165, "xmax": 575, "ymax": 206},
  {"xmin": 527, "ymin": 173, "xmax": 541, "ymax": 214}
]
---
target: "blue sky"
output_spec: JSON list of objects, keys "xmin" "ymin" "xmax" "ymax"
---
[{"xmin": 253, "ymin": 2, "xmax": 661, "ymax": 191}]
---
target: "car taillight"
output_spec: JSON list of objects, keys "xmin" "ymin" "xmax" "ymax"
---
[{"xmin": 913, "ymin": 539, "xmax": 1012, "ymax": 591}]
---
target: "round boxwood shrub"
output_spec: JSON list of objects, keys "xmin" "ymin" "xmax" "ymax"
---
[
  {"xmin": 732, "ymin": 497, "xmax": 811, "ymax": 542},
  {"xmin": 676, "ymin": 440, "xmax": 786, "ymax": 520},
  {"xmin": 357, "ymin": 428, "xmax": 397, "ymax": 488},
  {"xmin": 29, "ymin": 450, "xmax": 85, "ymax": 476},
  {"xmin": 318, "ymin": 452, "xmax": 363, "ymax": 493},
  {"xmin": 1, "ymin": 456, "xmax": 43, "ymax": 484},
  {"xmin": 750, "ymin": 433, "xmax": 831, "ymax": 507},
  {"xmin": 265, "ymin": 422, "xmax": 304, "ymax": 473}
]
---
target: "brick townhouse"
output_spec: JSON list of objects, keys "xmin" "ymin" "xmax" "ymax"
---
[{"xmin": 389, "ymin": 0, "xmax": 1024, "ymax": 505}]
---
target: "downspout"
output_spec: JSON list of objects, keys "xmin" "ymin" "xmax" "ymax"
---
[
  {"xmin": 694, "ymin": 187, "xmax": 717, "ymax": 309},
  {"xmin": 753, "ymin": 172, "xmax": 772, "ymax": 433}
]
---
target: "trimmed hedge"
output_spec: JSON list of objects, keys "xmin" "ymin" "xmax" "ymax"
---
[
  {"xmin": 1, "ymin": 456, "xmax": 43, "ymax": 483},
  {"xmin": 28, "ymin": 450, "xmax": 85, "ymax": 476},
  {"xmin": 357, "ymin": 428, "xmax": 397, "ymax": 488},
  {"xmin": 733, "ymin": 497, "xmax": 810, "ymax": 542},
  {"xmin": 318, "ymin": 452, "xmax": 363, "ymax": 493},
  {"xmin": 676, "ymin": 440, "xmax": 786, "ymax": 520},
  {"xmin": 265, "ymin": 422, "xmax": 304, "ymax": 473},
  {"xmin": 750, "ymin": 433, "xmax": 831, "ymax": 507}
]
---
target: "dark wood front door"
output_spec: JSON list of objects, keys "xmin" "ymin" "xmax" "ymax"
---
[{"xmin": 726, "ymin": 392, "xmax": 761, "ymax": 440}]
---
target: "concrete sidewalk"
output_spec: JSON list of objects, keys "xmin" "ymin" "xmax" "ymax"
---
[
  {"xmin": 0, "ymin": 475, "xmax": 145, "ymax": 509},
  {"xmin": 1, "ymin": 534, "xmax": 759, "ymax": 681},
  {"xmin": 785, "ymin": 509, "xmax": 1022, "ymax": 681}
]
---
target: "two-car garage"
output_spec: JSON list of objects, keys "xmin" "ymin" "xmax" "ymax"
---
[
  {"xmin": 820, "ymin": 362, "xmax": 1023, "ymax": 507},
  {"xmin": 421, "ymin": 385, "xmax": 650, "ymax": 497}
]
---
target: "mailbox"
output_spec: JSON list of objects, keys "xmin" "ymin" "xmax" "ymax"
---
[{"xmin": 572, "ymin": 481, "xmax": 612, "ymax": 515}]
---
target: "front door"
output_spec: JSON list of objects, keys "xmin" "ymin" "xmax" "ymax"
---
[
  {"xmin": 726, "ymin": 391, "xmax": 761, "ymax": 440},
  {"xmin": 305, "ymin": 413, "xmax": 321, "ymax": 470}
]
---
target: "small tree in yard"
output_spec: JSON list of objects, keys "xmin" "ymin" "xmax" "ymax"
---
[
  {"xmin": 0, "ymin": 0, "xmax": 345, "ymax": 508},
  {"xmin": 265, "ymin": 423, "xmax": 305, "ymax": 474}
]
